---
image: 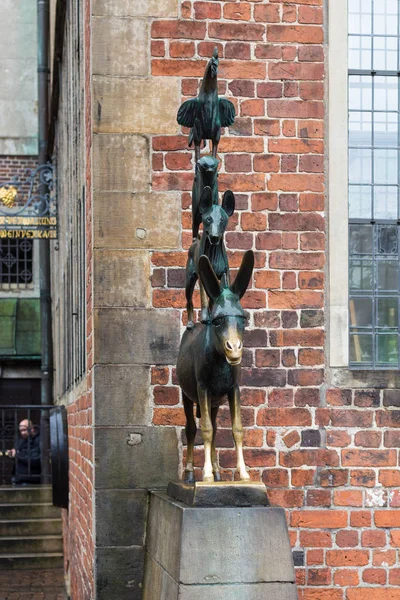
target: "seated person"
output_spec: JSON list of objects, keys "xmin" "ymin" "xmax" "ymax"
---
[{"xmin": 7, "ymin": 419, "xmax": 41, "ymax": 484}]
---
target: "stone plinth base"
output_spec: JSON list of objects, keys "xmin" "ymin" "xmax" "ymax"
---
[
  {"xmin": 167, "ymin": 480, "xmax": 269, "ymax": 507},
  {"xmin": 142, "ymin": 492, "xmax": 297, "ymax": 600}
]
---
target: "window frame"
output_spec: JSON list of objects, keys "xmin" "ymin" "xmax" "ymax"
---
[{"xmin": 328, "ymin": 0, "xmax": 400, "ymax": 386}]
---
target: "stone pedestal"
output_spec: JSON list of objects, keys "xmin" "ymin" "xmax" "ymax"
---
[{"xmin": 143, "ymin": 490, "xmax": 298, "ymax": 600}]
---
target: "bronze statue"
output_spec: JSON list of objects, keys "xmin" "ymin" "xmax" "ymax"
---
[
  {"xmin": 177, "ymin": 47, "xmax": 236, "ymax": 162},
  {"xmin": 177, "ymin": 251, "xmax": 254, "ymax": 483},
  {"xmin": 192, "ymin": 155, "xmax": 219, "ymax": 240},
  {"xmin": 185, "ymin": 186, "xmax": 235, "ymax": 329}
]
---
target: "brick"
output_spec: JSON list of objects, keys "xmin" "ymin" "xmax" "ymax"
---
[
  {"xmin": 347, "ymin": 591, "xmax": 400, "ymax": 600},
  {"xmin": 151, "ymin": 367, "xmax": 169, "ymax": 385},
  {"xmin": 269, "ymin": 291, "xmax": 323, "ymax": 309},
  {"xmin": 350, "ymin": 470, "xmax": 376, "ymax": 488},
  {"xmin": 355, "ymin": 390, "xmax": 381, "ymax": 407},
  {"xmin": 240, "ymin": 99, "xmax": 264, "ymax": 116},
  {"xmin": 281, "ymin": 449, "xmax": 339, "ymax": 469},
  {"xmin": 355, "ymin": 431, "xmax": 381, "ymax": 448},
  {"xmin": 350, "ymin": 511, "xmax": 372, "ymax": 528},
  {"xmin": 362, "ymin": 568, "xmax": 386, "ymax": 585},
  {"xmin": 327, "ymin": 431, "xmax": 351, "ymax": 447},
  {"xmin": 257, "ymin": 408, "xmax": 311, "ymax": 427},
  {"xmin": 225, "ymin": 153, "xmax": 252, "ymax": 173},
  {"xmin": 219, "ymin": 137, "xmax": 264, "ymax": 153},
  {"xmin": 330, "ymin": 410, "xmax": 373, "ymax": 428},
  {"xmin": 334, "ymin": 490, "xmax": 363, "ymax": 507},
  {"xmin": 252, "ymin": 193, "xmax": 278, "ymax": 212},
  {"xmin": 291, "ymin": 510, "xmax": 347, "ymax": 529},
  {"xmin": 263, "ymin": 468, "xmax": 289, "ymax": 487},
  {"xmin": 300, "ymin": 82, "xmax": 324, "ymax": 101},
  {"xmin": 269, "ymin": 62, "xmax": 324, "ymax": 81},
  {"xmin": 254, "ymin": 154, "xmax": 280, "ymax": 173},
  {"xmin": 254, "ymin": 271, "xmax": 280, "ymax": 289},
  {"xmin": 299, "ymin": 5, "xmax": 323, "ymax": 24},
  {"xmin": 194, "ymin": 1, "xmax": 221, "ymax": 19},
  {"xmin": 326, "ymin": 550, "xmax": 369, "ymax": 567},
  {"xmin": 300, "ymin": 193, "xmax": 325, "ymax": 211},
  {"xmin": 379, "ymin": 470, "xmax": 400, "ymax": 487},
  {"xmin": 375, "ymin": 511, "xmax": 400, "ymax": 528},
  {"xmin": 209, "ymin": 22, "xmax": 265, "ymax": 41},
  {"xmin": 342, "ymin": 449, "xmax": 397, "ymax": 467},
  {"xmin": 270, "ymin": 329, "xmax": 324, "ymax": 347},
  {"xmin": 333, "ymin": 570, "xmax": 359, "ymax": 586},
  {"xmin": 254, "ymin": 4, "xmax": 280, "ymax": 23},
  {"xmin": 300, "ymin": 531, "xmax": 332, "ymax": 548},
  {"xmin": 152, "ymin": 59, "xmax": 206, "ymax": 76},
  {"xmin": 269, "ymin": 173, "xmax": 324, "ymax": 192},
  {"xmin": 282, "ymin": 430, "xmax": 301, "ymax": 448},
  {"xmin": 257, "ymin": 82, "xmax": 283, "ymax": 98},
  {"xmin": 153, "ymin": 386, "xmax": 179, "ymax": 406},
  {"xmin": 267, "ymin": 25, "xmax": 324, "ymax": 44},
  {"xmin": 299, "ymin": 46, "xmax": 324, "ymax": 62},
  {"xmin": 299, "ymin": 272, "xmax": 324, "ymax": 290},
  {"xmin": 268, "ymin": 100, "xmax": 324, "ymax": 120},
  {"xmin": 292, "ymin": 469, "xmax": 315, "ymax": 486},
  {"xmin": 225, "ymin": 42, "xmax": 251, "ymax": 60},
  {"xmin": 229, "ymin": 80, "xmax": 255, "ymax": 98},
  {"xmin": 151, "ymin": 20, "xmax": 206, "ymax": 39},
  {"xmin": 373, "ymin": 549, "xmax": 397, "ymax": 566},
  {"xmin": 219, "ymin": 60, "xmax": 266, "ymax": 79},
  {"xmin": 269, "ymin": 213, "xmax": 325, "ymax": 231},
  {"xmin": 268, "ymin": 489, "xmax": 304, "ymax": 508},
  {"xmin": 224, "ymin": 2, "xmax": 251, "ymax": 21},
  {"xmin": 319, "ymin": 469, "xmax": 349, "ymax": 487},
  {"xmin": 269, "ymin": 389, "xmax": 294, "ymax": 407},
  {"xmin": 362, "ymin": 531, "xmax": 386, "ymax": 548},
  {"xmin": 254, "ymin": 119, "xmax": 280, "ymax": 136}
]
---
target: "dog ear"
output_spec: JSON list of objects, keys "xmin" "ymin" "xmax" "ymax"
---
[
  {"xmin": 199, "ymin": 186, "xmax": 213, "ymax": 215},
  {"xmin": 230, "ymin": 250, "xmax": 254, "ymax": 299},
  {"xmin": 199, "ymin": 255, "xmax": 221, "ymax": 302},
  {"xmin": 222, "ymin": 190, "xmax": 235, "ymax": 217}
]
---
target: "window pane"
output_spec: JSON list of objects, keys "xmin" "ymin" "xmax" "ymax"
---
[
  {"xmin": 349, "ymin": 148, "xmax": 372, "ymax": 183},
  {"xmin": 349, "ymin": 36, "xmax": 372, "ymax": 70},
  {"xmin": 373, "ymin": 0, "xmax": 399, "ymax": 36},
  {"xmin": 349, "ymin": 76, "xmax": 372, "ymax": 111},
  {"xmin": 349, "ymin": 0, "xmax": 372, "ymax": 35},
  {"xmin": 376, "ymin": 334, "xmax": 398, "ymax": 364},
  {"xmin": 374, "ymin": 112, "xmax": 398, "ymax": 148},
  {"xmin": 373, "ymin": 36, "xmax": 398, "ymax": 70},
  {"xmin": 349, "ymin": 185, "xmax": 372, "ymax": 218},
  {"xmin": 377, "ymin": 225, "xmax": 398, "ymax": 254},
  {"xmin": 377, "ymin": 260, "xmax": 398, "ymax": 290},
  {"xmin": 350, "ymin": 334, "xmax": 373, "ymax": 363},
  {"xmin": 374, "ymin": 149, "xmax": 398, "ymax": 185},
  {"xmin": 377, "ymin": 297, "xmax": 398, "ymax": 327},
  {"xmin": 374, "ymin": 186, "xmax": 397, "ymax": 220},
  {"xmin": 374, "ymin": 77, "xmax": 398, "ymax": 111},
  {"xmin": 349, "ymin": 297, "xmax": 373, "ymax": 327},
  {"xmin": 350, "ymin": 260, "xmax": 373, "ymax": 291},
  {"xmin": 349, "ymin": 112, "xmax": 372, "ymax": 147},
  {"xmin": 350, "ymin": 224, "xmax": 373, "ymax": 254}
]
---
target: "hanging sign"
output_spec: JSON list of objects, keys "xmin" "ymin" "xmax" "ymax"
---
[{"xmin": 0, "ymin": 164, "xmax": 57, "ymax": 239}]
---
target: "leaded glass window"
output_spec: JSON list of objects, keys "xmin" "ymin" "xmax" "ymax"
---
[
  {"xmin": 0, "ymin": 239, "xmax": 33, "ymax": 288},
  {"xmin": 349, "ymin": 0, "xmax": 400, "ymax": 368}
]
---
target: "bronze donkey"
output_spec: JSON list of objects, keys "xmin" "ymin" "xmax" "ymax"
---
[
  {"xmin": 185, "ymin": 185, "xmax": 235, "ymax": 329},
  {"xmin": 177, "ymin": 250, "xmax": 254, "ymax": 483}
]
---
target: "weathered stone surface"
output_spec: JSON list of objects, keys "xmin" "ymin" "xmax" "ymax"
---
[
  {"xmin": 95, "ymin": 489, "xmax": 148, "ymax": 547},
  {"xmin": 143, "ymin": 557, "xmax": 178, "ymax": 600},
  {"xmin": 94, "ymin": 308, "xmax": 180, "ymax": 365},
  {"xmin": 93, "ymin": 134, "xmax": 150, "ymax": 192},
  {"xmin": 95, "ymin": 427, "xmax": 179, "ymax": 489},
  {"xmin": 95, "ymin": 546, "xmax": 144, "ymax": 600},
  {"xmin": 93, "ymin": 192, "xmax": 181, "ymax": 249},
  {"xmin": 93, "ymin": 0, "xmax": 178, "ymax": 17},
  {"xmin": 146, "ymin": 494, "xmax": 295, "ymax": 585},
  {"xmin": 94, "ymin": 365, "xmax": 151, "ymax": 426},
  {"xmin": 93, "ymin": 76, "xmax": 180, "ymax": 134},
  {"xmin": 384, "ymin": 390, "xmax": 400, "ymax": 407},
  {"xmin": 93, "ymin": 17, "xmax": 149, "ymax": 77},
  {"xmin": 94, "ymin": 250, "xmax": 151, "ymax": 308}
]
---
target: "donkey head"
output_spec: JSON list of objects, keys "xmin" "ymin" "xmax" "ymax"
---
[
  {"xmin": 199, "ymin": 250, "xmax": 254, "ymax": 365},
  {"xmin": 199, "ymin": 186, "xmax": 235, "ymax": 246}
]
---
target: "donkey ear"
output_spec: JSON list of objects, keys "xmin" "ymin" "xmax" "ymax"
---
[
  {"xmin": 198, "ymin": 255, "xmax": 221, "ymax": 302},
  {"xmin": 199, "ymin": 186, "xmax": 213, "ymax": 214},
  {"xmin": 230, "ymin": 250, "xmax": 254, "ymax": 299},
  {"xmin": 222, "ymin": 190, "xmax": 235, "ymax": 217}
]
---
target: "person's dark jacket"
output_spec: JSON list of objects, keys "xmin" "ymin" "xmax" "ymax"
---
[{"xmin": 14, "ymin": 433, "xmax": 41, "ymax": 482}]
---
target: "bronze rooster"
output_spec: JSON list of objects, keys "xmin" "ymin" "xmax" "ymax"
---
[{"xmin": 177, "ymin": 48, "xmax": 236, "ymax": 161}]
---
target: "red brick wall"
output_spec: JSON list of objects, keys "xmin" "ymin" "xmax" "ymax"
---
[
  {"xmin": 62, "ymin": 0, "xmax": 94, "ymax": 598},
  {"xmin": 149, "ymin": 2, "xmax": 400, "ymax": 598}
]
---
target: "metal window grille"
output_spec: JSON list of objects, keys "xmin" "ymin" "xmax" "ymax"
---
[
  {"xmin": 348, "ymin": 0, "xmax": 400, "ymax": 369},
  {"xmin": 0, "ymin": 239, "xmax": 33, "ymax": 288}
]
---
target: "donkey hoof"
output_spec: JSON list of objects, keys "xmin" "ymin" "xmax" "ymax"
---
[
  {"xmin": 184, "ymin": 470, "xmax": 195, "ymax": 484},
  {"xmin": 186, "ymin": 321, "xmax": 195, "ymax": 331}
]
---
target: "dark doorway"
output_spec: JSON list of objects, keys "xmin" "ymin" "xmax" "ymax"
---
[{"xmin": 0, "ymin": 379, "xmax": 41, "ymax": 484}]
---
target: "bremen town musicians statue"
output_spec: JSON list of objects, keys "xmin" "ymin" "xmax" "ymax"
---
[{"xmin": 176, "ymin": 49, "xmax": 255, "ymax": 485}]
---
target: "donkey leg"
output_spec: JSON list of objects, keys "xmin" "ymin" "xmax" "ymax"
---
[
  {"xmin": 199, "ymin": 280, "xmax": 210, "ymax": 323},
  {"xmin": 211, "ymin": 405, "xmax": 221, "ymax": 482},
  {"xmin": 198, "ymin": 388, "xmax": 214, "ymax": 482},
  {"xmin": 228, "ymin": 385, "xmax": 250, "ymax": 481},
  {"xmin": 183, "ymin": 394, "xmax": 196, "ymax": 483},
  {"xmin": 186, "ymin": 271, "xmax": 197, "ymax": 330}
]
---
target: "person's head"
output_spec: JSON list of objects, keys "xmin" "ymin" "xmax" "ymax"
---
[{"xmin": 19, "ymin": 419, "xmax": 35, "ymax": 439}]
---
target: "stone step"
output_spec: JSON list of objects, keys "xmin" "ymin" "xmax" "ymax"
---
[
  {"xmin": 0, "ymin": 486, "xmax": 52, "ymax": 504},
  {"xmin": 0, "ymin": 503, "xmax": 60, "ymax": 520},
  {"xmin": 0, "ymin": 518, "xmax": 62, "ymax": 537},
  {"xmin": 0, "ymin": 535, "xmax": 63, "ymax": 554},
  {"xmin": 0, "ymin": 552, "xmax": 64, "ymax": 571}
]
